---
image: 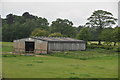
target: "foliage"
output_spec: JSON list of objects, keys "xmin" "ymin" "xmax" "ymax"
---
[
  {"xmin": 48, "ymin": 32, "xmax": 65, "ymax": 37},
  {"xmin": 6, "ymin": 14, "xmax": 15, "ymax": 24},
  {"xmin": 77, "ymin": 27, "xmax": 93, "ymax": 41},
  {"xmin": 87, "ymin": 44, "xmax": 114, "ymax": 50},
  {"xmin": 31, "ymin": 28, "xmax": 49, "ymax": 37},
  {"xmin": 50, "ymin": 18, "xmax": 77, "ymax": 38},
  {"xmin": 113, "ymin": 41, "xmax": 120, "ymax": 52},
  {"xmin": 2, "ymin": 10, "xmax": 118, "ymax": 44},
  {"xmin": 86, "ymin": 10, "xmax": 117, "ymax": 44},
  {"xmin": 2, "ymin": 12, "xmax": 49, "ymax": 42},
  {"xmin": 100, "ymin": 28, "xmax": 114, "ymax": 45},
  {"xmin": 113, "ymin": 27, "xmax": 120, "ymax": 42}
]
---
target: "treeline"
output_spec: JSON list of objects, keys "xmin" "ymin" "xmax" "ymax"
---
[{"xmin": 2, "ymin": 10, "xmax": 120, "ymax": 46}]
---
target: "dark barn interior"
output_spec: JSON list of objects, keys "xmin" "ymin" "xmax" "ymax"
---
[{"xmin": 25, "ymin": 41, "xmax": 35, "ymax": 53}]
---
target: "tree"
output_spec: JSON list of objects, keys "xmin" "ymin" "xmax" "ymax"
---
[
  {"xmin": 50, "ymin": 18, "xmax": 77, "ymax": 37},
  {"xmin": 35, "ymin": 17, "xmax": 49, "ymax": 30},
  {"xmin": 86, "ymin": 10, "xmax": 117, "ymax": 45},
  {"xmin": 6, "ymin": 14, "xmax": 14, "ymax": 24},
  {"xmin": 31, "ymin": 28, "xmax": 49, "ymax": 37},
  {"xmin": 113, "ymin": 26, "xmax": 120, "ymax": 46},
  {"xmin": 76, "ymin": 25, "xmax": 84, "ymax": 33},
  {"xmin": 77, "ymin": 27, "xmax": 93, "ymax": 44},
  {"xmin": 2, "ymin": 12, "xmax": 50, "ymax": 42},
  {"xmin": 22, "ymin": 12, "xmax": 35, "ymax": 19},
  {"xmin": 100, "ymin": 28, "xmax": 113, "ymax": 45},
  {"xmin": 48, "ymin": 32, "xmax": 66, "ymax": 37}
]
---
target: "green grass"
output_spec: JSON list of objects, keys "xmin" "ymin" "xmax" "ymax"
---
[
  {"xmin": 48, "ymin": 48, "xmax": 118, "ymax": 60},
  {"xmin": 2, "ymin": 42, "xmax": 118, "ymax": 78},
  {"xmin": 3, "ymin": 54, "xmax": 118, "ymax": 78},
  {"xmin": 1, "ymin": 42, "xmax": 13, "ymax": 52}
]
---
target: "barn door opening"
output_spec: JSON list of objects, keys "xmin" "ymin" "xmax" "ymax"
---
[{"xmin": 25, "ymin": 42, "xmax": 34, "ymax": 53}]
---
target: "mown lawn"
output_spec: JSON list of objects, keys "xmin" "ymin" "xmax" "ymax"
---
[{"xmin": 2, "ymin": 42, "xmax": 119, "ymax": 78}]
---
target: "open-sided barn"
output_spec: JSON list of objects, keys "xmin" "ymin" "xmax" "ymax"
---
[{"xmin": 13, "ymin": 37, "xmax": 86, "ymax": 54}]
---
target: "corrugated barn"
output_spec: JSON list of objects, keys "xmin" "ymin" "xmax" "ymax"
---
[{"xmin": 13, "ymin": 37, "xmax": 86, "ymax": 54}]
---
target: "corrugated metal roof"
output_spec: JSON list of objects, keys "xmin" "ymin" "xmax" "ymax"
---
[{"xmin": 32, "ymin": 37, "xmax": 84, "ymax": 42}]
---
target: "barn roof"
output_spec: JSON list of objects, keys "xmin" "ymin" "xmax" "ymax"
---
[{"xmin": 32, "ymin": 37, "xmax": 84, "ymax": 42}]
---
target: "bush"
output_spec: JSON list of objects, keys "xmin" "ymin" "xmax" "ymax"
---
[
  {"xmin": 31, "ymin": 29, "xmax": 49, "ymax": 37},
  {"xmin": 2, "ymin": 54, "xmax": 16, "ymax": 57},
  {"xmin": 48, "ymin": 32, "xmax": 67, "ymax": 37},
  {"xmin": 113, "ymin": 46, "xmax": 120, "ymax": 52},
  {"xmin": 87, "ymin": 44, "xmax": 114, "ymax": 50}
]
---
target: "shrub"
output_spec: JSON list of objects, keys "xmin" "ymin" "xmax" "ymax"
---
[
  {"xmin": 31, "ymin": 29, "xmax": 49, "ymax": 37},
  {"xmin": 49, "ymin": 33, "xmax": 67, "ymax": 37},
  {"xmin": 87, "ymin": 44, "xmax": 114, "ymax": 50},
  {"xmin": 113, "ymin": 46, "xmax": 120, "ymax": 52},
  {"xmin": 2, "ymin": 54, "xmax": 16, "ymax": 57}
]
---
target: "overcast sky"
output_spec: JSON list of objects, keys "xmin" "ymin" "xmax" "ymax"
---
[{"xmin": 1, "ymin": 1, "xmax": 119, "ymax": 27}]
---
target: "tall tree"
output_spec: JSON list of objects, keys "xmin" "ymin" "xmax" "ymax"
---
[
  {"xmin": 35, "ymin": 17, "xmax": 49, "ymax": 30},
  {"xmin": 22, "ymin": 12, "xmax": 36, "ymax": 20},
  {"xmin": 100, "ymin": 28, "xmax": 114, "ymax": 45},
  {"xmin": 86, "ymin": 10, "xmax": 117, "ymax": 45},
  {"xmin": 113, "ymin": 26, "xmax": 120, "ymax": 46},
  {"xmin": 50, "ymin": 18, "xmax": 77, "ymax": 37},
  {"xmin": 76, "ymin": 25, "xmax": 84, "ymax": 33},
  {"xmin": 77, "ymin": 27, "xmax": 93, "ymax": 44},
  {"xmin": 6, "ymin": 14, "xmax": 14, "ymax": 24}
]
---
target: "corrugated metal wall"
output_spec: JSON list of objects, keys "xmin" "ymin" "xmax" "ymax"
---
[{"xmin": 48, "ymin": 42, "xmax": 85, "ymax": 52}]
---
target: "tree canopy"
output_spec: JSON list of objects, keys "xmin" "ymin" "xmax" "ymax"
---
[
  {"xmin": 31, "ymin": 28, "xmax": 49, "ymax": 37},
  {"xmin": 86, "ymin": 10, "xmax": 117, "ymax": 44},
  {"xmin": 2, "ymin": 10, "xmax": 118, "ymax": 44},
  {"xmin": 50, "ymin": 18, "xmax": 77, "ymax": 37}
]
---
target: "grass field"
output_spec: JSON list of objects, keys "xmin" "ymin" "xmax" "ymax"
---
[
  {"xmin": 2, "ymin": 42, "xmax": 119, "ymax": 78},
  {"xmin": 1, "ymin": 42, "xmax": 13, "ymax": 52}
]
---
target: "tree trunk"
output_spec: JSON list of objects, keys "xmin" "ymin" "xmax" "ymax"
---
[
  {"xmin": 98, "ymin": 40, "xmax": 101, "ymax": 45},
  {"xmin": 86, "ymin": 41, "xmax": 88, "ymax": 46},
  {"xmin": 114, "ymin": 42, "xmax": 116, "ymax": 46}
]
